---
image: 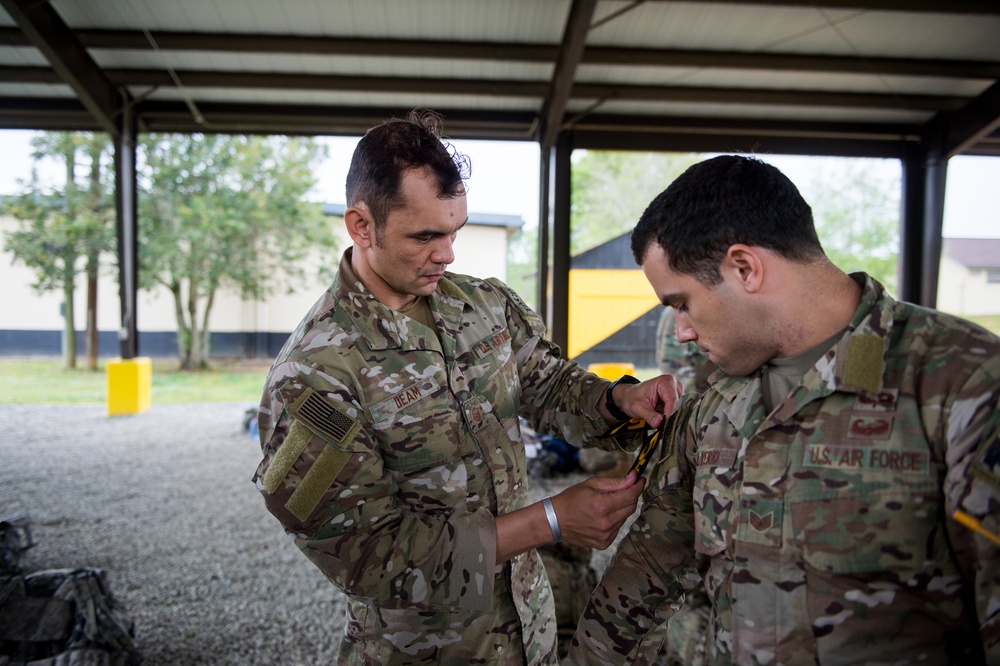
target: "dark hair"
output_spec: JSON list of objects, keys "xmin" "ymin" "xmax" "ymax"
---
[
  {"xmin": 630, "ymin": 155, "xmax": 824, "ymax": 285},
  {"xmin": 345, "ymin": 109, "xmax": 471, "ymax": 231}
]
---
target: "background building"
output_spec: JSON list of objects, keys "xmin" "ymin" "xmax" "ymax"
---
[
  {"xmin": 937, "ymin": 237, "xmax": 1000, "ymax": 317},
  {"xmin": 0, "ymin": 205, "xmax": 523, "ymax": 359}
]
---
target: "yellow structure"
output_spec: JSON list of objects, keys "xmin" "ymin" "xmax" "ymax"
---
[
  {"xmin": 106, "ymin": 357, "xmax": 152, "ymax": 415},
  {"xmin": 568, "ymin": 268, "xmax": 660, "ymax": 359},
  {"xmin": 587, "ymin": 362, "xmax": 636, "ymax": 381}
]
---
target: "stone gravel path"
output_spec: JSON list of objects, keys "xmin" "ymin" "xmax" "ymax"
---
[{"xmin": 1, "ymin": 403, "xmax": 605, "ymax": 665}]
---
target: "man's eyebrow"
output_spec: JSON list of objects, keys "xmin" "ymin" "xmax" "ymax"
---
[
  {"xmin": 409, "ymin": 218, "xmax": 468, "ymax": 238},
  {"xmin": 661, "ymin": 293, "xmax": 680, "ymax": 307}
]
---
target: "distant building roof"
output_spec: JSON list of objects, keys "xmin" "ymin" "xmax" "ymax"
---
[
  {"xmin": 572, "ymin": 233, "xmax": 634, "ymax": 269},
  {"xmin": 321, "ymin": 203, "xmax": 523, "ymax": 230},
  {"xmin": 943, "ymin": 237, "xmax": 1000, "ymax": 270}
]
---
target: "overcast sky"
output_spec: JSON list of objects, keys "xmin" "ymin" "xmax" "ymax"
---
[{"xmin": 1, "ymin": 129, "xmax": 997, "ymax": 239}]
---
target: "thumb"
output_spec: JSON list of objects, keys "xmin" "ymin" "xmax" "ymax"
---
[{"xmin": 590, "ymin": 470, "xmax": 640, "ymax": 493}]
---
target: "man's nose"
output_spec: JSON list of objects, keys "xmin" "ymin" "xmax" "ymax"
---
[
  {"xmin": 431, "ymin": 237, "xmax": 455, "ymax": 266},
  {"xmin": 675, "ymin": 312, "xmax": 697, "ymax": 343}
]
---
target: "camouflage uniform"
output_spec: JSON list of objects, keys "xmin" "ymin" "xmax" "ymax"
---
[
  {"xmin": 571, "ymin": 274, "xmax": 1000, "ymax": 664},
  {"xmin": 254, "ymin": 249, "xmax": 620, "ymax": 665}
]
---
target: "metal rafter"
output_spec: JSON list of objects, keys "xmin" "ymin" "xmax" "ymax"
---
[
  {"xmin": 0, "ymin": 0, "xmax": 122, "ymax": 136},
  {"xmin": 940, "ymin": 79, "xmax": 1000, "ymax": 158},
  {"xmin": 539, "ymin": 0, "xmax": 597, "ymax": 151}
]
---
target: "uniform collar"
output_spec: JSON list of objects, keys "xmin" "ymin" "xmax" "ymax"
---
[
  {"xmin": 712, "ymin": 272, "xmax": 896, "ymax": 434},
  {"xmin": 334, "ymin": 248, "xmax": 474, "ymax": 351}
]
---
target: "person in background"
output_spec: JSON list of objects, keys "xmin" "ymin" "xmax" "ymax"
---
[
  {"xmin": 253, "ymin": 109, "xmax": 681, "ymax": 665},
  {"xmin": 570, "ymin": 154, "xmax": 1000, "ymax": 664}
]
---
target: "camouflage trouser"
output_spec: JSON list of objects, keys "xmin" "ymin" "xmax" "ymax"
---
[
  {"xmin": 661, "ymin": 586, "xmax": 710, "ymax": 666},
  {"xmin": 538, "ymin": 542, "xmax": 597, "ymax": 659}
]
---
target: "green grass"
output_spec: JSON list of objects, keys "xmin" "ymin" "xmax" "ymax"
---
[
  {"xmin": 967, "ymin": 314, "xmax": 1000, "ymax": 336},
  {"xmin": 3, "ymin": 314, "xmax": 998, "ymax": 405},
  {"xmin": 0, "ymin": 358, "xmax": 270, "ymax": 405}
]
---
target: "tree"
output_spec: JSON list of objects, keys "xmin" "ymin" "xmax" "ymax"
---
[
  {"xmin": 138, "ymin": 133, "xmax": 335, "ymax": 370},
  {"xmin": 2, "ymin": 132, "xmax": 116, "ymax": 370},
  {"xmin": 570, "ymin": 150, "xmax": 703, "ymax": 255},
  {"xmin": 798, "ymin": 160, "xmax": 900, "ymax": 293}
]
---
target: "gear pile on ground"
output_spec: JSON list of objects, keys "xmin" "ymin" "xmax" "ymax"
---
[{"xmin": 0, "ymin": 514, "xmax": 141, "ymax": 665}]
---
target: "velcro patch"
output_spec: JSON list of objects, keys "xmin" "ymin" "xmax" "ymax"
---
[
  {"xmin": 843, "ymin": 335, "xmax": 884, "ymax": 394},
  {"xmin": 286, "ymin": 444, "xmax": 353, "ymax": 521},
  {"xmin": 262, "ymin": 420, "xmax": 311, "ymax": 494}
]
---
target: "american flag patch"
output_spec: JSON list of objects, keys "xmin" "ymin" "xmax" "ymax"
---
[{"xmin": 294, "ymin": 388, "xmax": 359, "ymax": 446}]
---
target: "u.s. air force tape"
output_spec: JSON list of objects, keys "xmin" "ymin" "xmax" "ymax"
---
[{"xmin": 263, "ymin": 387, "xmax": 361, "ymax": 521}]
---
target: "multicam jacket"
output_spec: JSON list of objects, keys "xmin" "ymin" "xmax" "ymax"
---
[
  {"xmin": 254, "ymin": 249, "xmax": 614, "ymax": 665},
  {"xmin": 571, "ymin": 274, "xmax": 1000, "ymax": 665}
]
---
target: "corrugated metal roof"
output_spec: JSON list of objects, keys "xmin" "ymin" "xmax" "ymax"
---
[{"xmin": 0, "ymin": 0, "xmax": 997, "ymax": 156}]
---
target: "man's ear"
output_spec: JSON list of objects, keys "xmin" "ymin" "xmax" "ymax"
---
[
  {"xmin": 344, "ymin": 204, "xmax": 373, "ymax": 248},
  {"xmin": 724, "ymin": 244, "xmax": 764, "ymax": 293}
]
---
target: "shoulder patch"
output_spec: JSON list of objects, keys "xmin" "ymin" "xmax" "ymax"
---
[{"xmin": 292, "ymin": 387, "xmax": 361, "ymax": 447}]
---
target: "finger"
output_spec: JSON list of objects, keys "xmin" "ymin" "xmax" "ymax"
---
[{"xmin": 586, "ymin": 470, "xmax": 639, "ymax": 493}]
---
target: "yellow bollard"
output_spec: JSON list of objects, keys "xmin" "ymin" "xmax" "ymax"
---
[
  {"xmin": 106, "ymin": 357, "xmax": 152, "ymax": 415},
  {"xmin": 587, "ymin": 362, "xmax": 635, "ymax": 381}
]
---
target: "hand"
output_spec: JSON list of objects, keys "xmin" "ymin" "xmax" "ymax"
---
[
  {"xmin": 611, "ymin": 374, "xmax": 683, "ymax": 428},
  {"xmin": 550, "ymin": 471, "xmax": 645, "ymax": 550}
]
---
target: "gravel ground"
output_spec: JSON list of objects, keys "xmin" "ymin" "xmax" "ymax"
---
[{"xmin": 0, "ymin": 403, "xmax": 607, "ymax": 665}]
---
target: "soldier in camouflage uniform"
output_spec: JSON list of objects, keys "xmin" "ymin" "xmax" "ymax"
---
[
  {"xmin": 570, "ymin": 155, "xmax": 1000, "ymax": 664},
  {"xmin": 252, "ymin": 110, "xmax": 682, "ymax": 665}
]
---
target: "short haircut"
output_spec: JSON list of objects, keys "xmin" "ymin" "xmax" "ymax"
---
[
  {"xmin": 630, "ymin": 155, "xmax": 825, "ymax": 285},
  {"xmin": 345, "ymin": 109, "xmax": 471, "ymax": 231}
]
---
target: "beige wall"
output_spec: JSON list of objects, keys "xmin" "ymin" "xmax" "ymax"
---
[
  {"xmin": 937, "ymin": 255, "xmax": 1000, "ymax": 317},
  {"xmin": 1, "ymin": 214, "xmax": 513, "ymax": 336}
]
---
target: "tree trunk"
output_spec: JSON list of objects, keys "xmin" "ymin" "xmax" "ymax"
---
[
  {"xmin": 62, "ymin": 272, "xmax": 76, "ymax": 370},
  {"xmin": 198, "ymin": 287, "xmax": 216, "ymax": 370},
  {"xmin": 85, "ymin": 254, "xmax": 99, "ymax": 371},
  {"xmin": 169, "ymin": 280, "xmax": 190, "ymax": 368},
  {"xmin": 186, "ymin": 282, "xmax": 203, "ymax": 370},
  {"xmin": 85, "ymin": 144, "xmax": 102, "ymax": 371}
]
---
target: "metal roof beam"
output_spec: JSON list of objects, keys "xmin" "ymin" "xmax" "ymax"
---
[
  {"xmin": 0, "ymin": 66, "xmax": 966, "ymax": 114},
  {"xmin": 940, "ymin": 79, "xmax": 1000, "ymax": 158},
  {"xmin": 3, "ymin": 28, "xmax": 992, "ymax": 81},
  {"xmin": 583, "ymin": 48, "xmax": 1000, "ymax": 80},
  {"xmin": 0, "ymin": 0, "xmax": 121, "ymax": 136},
  {"xmin": 539, "ymin": 0, "xmax": 597, "ymax": 151},
  {"xmin": 639, "ymin": 0, "xmax": 1000, "ymax": 15}
]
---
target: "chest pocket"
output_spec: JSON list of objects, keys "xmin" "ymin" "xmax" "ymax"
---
[
  {"xmin": 464, "ymin": 330, "xmax": 520, "ymax": 422},
  {"xmin": 367, "ymin": 375, "xmax": 459, "ymax": 474},
  {"xmin": 792, "ymin": 486, "xmax": 944, "ymax": 575}
]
